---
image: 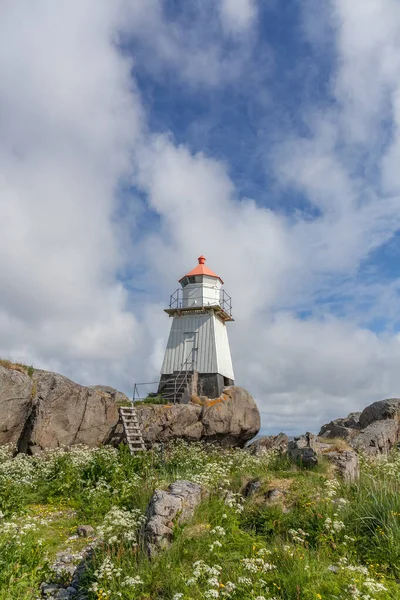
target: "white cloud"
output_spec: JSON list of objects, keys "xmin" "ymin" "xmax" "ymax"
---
[
  {"xmin": 219, "ymin": 0, "xmax": 257, "ymax": 33},
  {"xmin": 2, "ymin": 0, "xmax": 400, "ymax": 437},
  {"xmin": 0, "ymin": 0, "xmax": 144, "ymax": 388}
]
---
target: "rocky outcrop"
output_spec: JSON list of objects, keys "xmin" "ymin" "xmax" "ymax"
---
[
  {"xmin": 137, "ymin": 387, "xmax": 260, "ymax": 448},
  {"xmin": 0, "ymin": 365, "xmax": 119, "ymax": 452},
  {"xmin": 319, "ymin": 399, "xmax": 400, "ymax": 456},
  {"xmin": 319, "ymin": 412, "xmax": 361, "ymax": 441},
  {"xmin": 144, "ymin": 480, "xmax": 203, "ymax": 557},
  {"xmin": 0, "ymin": 366, "xmax": 32, "ymax": 446},
  {"xmin": 288, "ymin": 434, "xmax": 318, "ymax": 468},
  {"xmin": 324, "ymin": 451, "xmax": 359, "ymax": 483},
  {"xmin": 89, "ymin": 385, "xmax": 131, "ymax": 405},
  {"xmin": 0, "ymin": 365, "xmax": 260, "ymax": 452},
  {"xmin": 248, "ymin": 432, "xmax": 289, "ymax": 455}
]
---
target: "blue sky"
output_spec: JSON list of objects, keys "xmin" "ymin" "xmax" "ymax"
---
[{"xmin": 2, "ymin": 0, "xmax": 400, "ymax": 435}]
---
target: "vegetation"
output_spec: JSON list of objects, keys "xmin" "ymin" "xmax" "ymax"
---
[
  {"xmin": 134, "ymin": 395, "xmax": 170, "ymax": 406},
  {"xmin": 1, "ymin": 442, "xmax": 400, "ymax": 599},
  {"xmin": 0, "ymin": 358, "xmax": 35, "ymax": 377}
]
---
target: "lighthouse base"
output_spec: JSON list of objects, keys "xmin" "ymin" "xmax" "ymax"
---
[{"xmin": 158, "ymin": 372, "xmax": 234, "ymax": 404}]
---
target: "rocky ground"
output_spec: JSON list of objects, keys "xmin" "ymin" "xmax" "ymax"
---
[
  {"xmin": 0, "ymin": 362, "xmax": 260, "ymax": 452},
  {"xmin": 2, "ymin": 360, "xmax": 400, "ymax": 598}
]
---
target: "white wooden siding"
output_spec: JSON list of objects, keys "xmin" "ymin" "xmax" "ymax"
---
[
  {"xmin": 213, "ymin": 315, "xmax": 235, "ymax": 380},
  {"xmin": 160, "ymin": 311, "xmax": 234, "ymax": 380},
  {"xmin": 161, "ymin": 313, "xmax": 217, "ymax": 374}
]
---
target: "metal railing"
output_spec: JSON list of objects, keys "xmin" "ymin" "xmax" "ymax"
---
[
  {"xmin": 169, "ymin": 288, "xmax": 232, "ymax": 317},
  {"xmin": 132, "ymin": 381, "xmax": 159, "ymax": 402}
]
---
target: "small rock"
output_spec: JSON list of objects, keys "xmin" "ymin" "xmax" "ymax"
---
[
  {"xmin": 244, "ymin": 480, "xmax": 261, "ymax": 497},
  {"xmin": 266, "ymin": 488, "xmax": 286, "ymax": 502},
  {"xmin": 42, "ymin": 583, "xmax": 61, "ymax": 596},
  {"xmin": 248, "ymin": 433, "xmax": 289, "ymax": 455},
  {"xmin": 66, "ymin": 587, "xmax": 77, "ymax": 595},
  {"xmin": 328, "ymin": 565, "xmax": 339, "ymax": 574},
  {"xmin": 55, "ymin": 591, "xmax": 70, "ymax": 600},
  {"xmin": 77, "ymin": 525, "xmax": 95, "ymax": 538},
  {"xmin": 61, "ymin": 554, "xmax": 74, "ymax": 563}
]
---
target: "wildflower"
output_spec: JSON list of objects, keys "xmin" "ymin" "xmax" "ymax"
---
[
  {"xmin": 225, "ymin": 582, "xmax": 236, "ymax": 592},
  {"xmin": 122, "ymin": 576, "xmax": 143, "ymax": 586},
  {"xmin": 210, "ymin": 541, "xmax": 223, "ymax": 552},
  {"xmin": 204, "ymin": 590, "xmax": 219, "ymax": 599},
  {"xmin": 210, "ymin": 526, "xmax": 226, "ymax": 536}
]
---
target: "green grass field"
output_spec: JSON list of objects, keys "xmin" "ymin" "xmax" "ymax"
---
[{"xmin": 1, "ymin": 441, "xmax": 400, "ymax": 599}]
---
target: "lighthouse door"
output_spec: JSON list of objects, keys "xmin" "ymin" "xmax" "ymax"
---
[{"xmin": 183, "ymin": 332, "xmax": 197, "ymax": 371}]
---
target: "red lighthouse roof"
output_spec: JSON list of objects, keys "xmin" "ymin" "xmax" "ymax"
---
[{"xmin": 179, "ymin": 255, "xmax": 224, "ymax": 284}]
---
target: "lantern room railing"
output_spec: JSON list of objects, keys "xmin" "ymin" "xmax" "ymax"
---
[{"xmin": 169, "ymin": 288, "xmax": 232, "ymax": 317}]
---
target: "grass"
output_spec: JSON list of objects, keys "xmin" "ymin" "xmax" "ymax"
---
[
  {"xmin": 1, "ymin": 442, "xmax": 400, "ymax": 599},
  {"xmin": 0, "ymin": 358, "xmax": 35, "ymax": 377},
  {"xmin": 134, "ymin": 395, "xmax": 171, "ymax": 406}
]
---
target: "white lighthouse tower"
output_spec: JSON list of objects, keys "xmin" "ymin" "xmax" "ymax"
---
[{"xmin": 158, "ymin": 255, "xmax": 235, "ymax": 403}]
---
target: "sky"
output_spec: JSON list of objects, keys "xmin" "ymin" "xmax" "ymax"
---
[{"xmin": 2, "ymin": 0, "xmax": 400, "ymax": 435}]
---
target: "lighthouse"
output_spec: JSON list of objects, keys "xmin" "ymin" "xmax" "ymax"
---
[{"xmin": 158, "ymin": 256, "xmax": 235, "ymax": 403}]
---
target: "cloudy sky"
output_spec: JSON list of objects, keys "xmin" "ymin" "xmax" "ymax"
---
[{"xmin": 2, "ymin": 0, "xmax": 400, "ymax": 435}]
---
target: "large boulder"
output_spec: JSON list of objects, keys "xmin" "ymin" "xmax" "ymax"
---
[
  {"xmin": 0, "ymin": 365, "xmax": 119, "ymax": 453},
  {"xmin": 324, "ymin": 451, "xmax": 359, "ymax": 483},
  {"xmin": 0, "ymin": 365, "xmax": 32, "ymax": 446},
  {"xmin": 144, "ymin": 480, "xmax": 203, "ymax": 557},
  {"xmin": 201, "ymin": 387, "xmax": 260, "ymax": 446},
  {"xmin": 137, "ymin": 386, "xmax": 260, "ymax": 448},
  {"xmin": 0, "ymin": 365, "xmax": 260, "ymax": 451},
  {"xmin": 89, "ymin": 385, "xmax": 131, "ymax": 406},
  {"xmin": 319, "ymin": 412, "xmax": 361, "ymax": 441},
  {"xmin": 136, "ymin": 403, "xmax": 203, "ymax": 445},
  {"xmin": 248, "ymin": 432, "xmax": 289, "ymax": 455},
  {"xmin": 351, "ymin": 420, "xmax": 400, "ymax": 456},
  {"xmin": 319, "ymin": 399, "xmax": 400, "ymax": 456},
  {"xmin": 22, "ymin": 370, "xmax": 119, "ymax": 452},
  {"xmin": 359, "ymin": 398, "xmax": 400, "ymax": 429}
]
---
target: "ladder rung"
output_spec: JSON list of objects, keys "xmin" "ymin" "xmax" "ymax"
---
[{"xmin": 119, "ymin": 407, "xmax": 145, "ymax": 455}]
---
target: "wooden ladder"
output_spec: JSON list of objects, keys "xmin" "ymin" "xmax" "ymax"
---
[{"xmin": 119, "ymin": 407, "xmax": 146, "ymax": 453}]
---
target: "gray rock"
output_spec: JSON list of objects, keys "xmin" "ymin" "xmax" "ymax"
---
[
  {"xmin": 144, "ymin": 480, "xmax": 203, "ymax": 557},
  {"xmin": 77, "ymin": 525, "xmax": 95, "ymax": 538},
  {"xmin": 201, "ymin": 387, "xmax": 260, "ymax": 447},
  {"xmin": 248, "ymin": 433, "xmax": 289, "ymax": 455},
  {"xmin": 0, "ymin": 365, "xmax": 260, "ymax": 452},
  {"xmin": 66, "ymin": 587, "xmax": 77, "ymax": 595},
  {"xmin": 20, "ymin": 370, "xmax": 119, "ymax": 452},
  {"xmin": 266, "ymin": 488, "xmax": 286, "ymax": 502},
  {"xmin": 288, "ymin": 433, "xmax": 318, "ymax": 468},
  {"xmin": 90, "ymin": 385, "xmax": 131, "ymax": 406},
  {"xmin": 319, "ymin": 399, "xmax": 400, "ymax": 456},
  {"xmin": 352, "ymin": 420, "xmax": 400, "ymax": 455},
  {"xmin": 324, "ymin": 451, "xmax": 360, "ymax": 482},
  {"xmin": 319, "ymin": 412, "xmax": 361, "ymax": 439},
  {"xmin": 41, "ymin": 583, "xmax": 61, "ymax": 596},
  {"xmin": 359, "ymin": 398, "xmax": 400, "ymax": 429},
  {"xmin": 55, "ymin": 591, "xmax": 70, "ymax": 600},
  {"xmin": 137, "ymin": 387, "xmax": 260, "ymax": 448},
  {"xmin": 244, "ymin": 480, "xmax": 261, "ymax": 497},
  {"xmin": 0, "ymin": 365, "xmax": 32, "ymax": 447},
  {"xmin": 328, "ymin": 565, "xmax": 340, "ymax": 574}
]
